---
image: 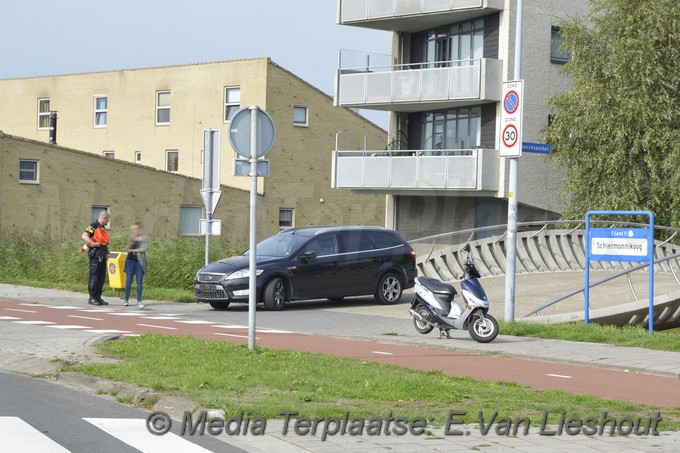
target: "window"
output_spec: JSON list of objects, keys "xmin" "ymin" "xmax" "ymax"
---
[
  {"xmin": 90, "ymin": 206, "xmax": 110, "ymax": 229},
  {"xmin": 279, "ymin": 208, "xmax": 294, "ymax": 228},
  {"xmin": 305, "ymin": 235, "xmax": 338, "ymax": 257},
  {"xmin": 422, "ymin": 106, "xmax": 481, "ymax": 151},
  {"xmin": 425, "ymin": 18, "xmax": 484, "ymax": 67},
  {"xmin": 179, "ymin": 205, "xmax": 202, "ymax": 235},
  {"xmin": 551, "ymin": 26, "xmax": 569, "ymax": 63},
  {"xmin": 94, "ymin": 95, "xmax": 107, "ymax": 127},
  {"xmin": 292, "ymin": 106, "xmax": 308, "ymax": 126},
  {"xmin": 38, "ymin": 98, "xmax": 50, "ymax": 129},
  {"xmin": 166, "ymin": 150, "xmax": 179, "ymax": 172},
  {"xmin": 135, "ymin": 151, "xmax": 142, "ymax": 163},
  {"xmin": 224, "ymin": 86, "xmax": 241, "ymax": 122},
  {"xmin": 156, "ymin": 91, "xmax": 171, "ymax": 124},
  {"xmin": 18, "ymin": 159, "xmax": 39, "ymax": 183},
  {"xmin": 103, "ymin": 151, "xmax": 115, "ymax": 159}
]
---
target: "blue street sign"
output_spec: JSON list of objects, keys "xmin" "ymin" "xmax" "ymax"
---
[{"xmin": 522, "ymin": 142, "xmax": 550, "ymax": 154}]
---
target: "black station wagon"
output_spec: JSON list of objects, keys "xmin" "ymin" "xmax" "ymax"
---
[{"xmin": 194, "ymin": 226, "xmax": 417, "ymax": 310}]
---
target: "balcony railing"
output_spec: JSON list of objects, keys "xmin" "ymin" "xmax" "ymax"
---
[
  {"xmin": 335, "ymin": 58, "xmax": 502, "ymax": 110},
  {"xmin": 332, "ymin": 148, "xmax": 499, "ymax": 191},
  {"xmin": 338, "ymin": 0, "xmax": 504, "ymax": 30}
]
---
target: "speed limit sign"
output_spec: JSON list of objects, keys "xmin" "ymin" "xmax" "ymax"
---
[{"xmin": 499, "ymin": 81, "xmax": 524, "ymax": 157}]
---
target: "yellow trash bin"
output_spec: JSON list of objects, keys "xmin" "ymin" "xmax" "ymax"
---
[{"xmin": 107, "ymin": 252, "xmax": 127, "ymax": 289}]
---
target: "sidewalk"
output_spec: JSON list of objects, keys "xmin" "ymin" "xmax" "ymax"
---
[{"xmin": 1, "ymin": 283, "xmax": 680, "ymax": 452}]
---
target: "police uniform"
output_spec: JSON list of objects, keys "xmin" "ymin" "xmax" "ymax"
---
[{"xmin": 84, "ymin": 221, "xmax": 109, "ymax": 305}]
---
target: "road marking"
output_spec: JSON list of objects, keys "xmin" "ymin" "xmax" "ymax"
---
[
  {"xmin": 46, "ymin": 324, "xmax": 92, "ymax": 330},
  {"xmin": 20, "ymin": 303, "xmax": 48, "ymax": 307},
  {"xmin": 79, "ymin": 309, "xmax": 113, "ymax": 313},
  {"xmin": 546, "ymin": 373, "xmax": 573, "ymax": 379},
  {"xmin": 5, "ymin": 308, "xmax": 37, "ymax": 313},
  {"xmin": 371, "ymin": 351, "xmax": 394, "ymax": 356},
  {"xmin": 175, "ymin": 320, "xmax": 215, "ymax": 325},
  {"xmin": 84, "ymin": 418, "xmax": 213, "ymax": 452},
  {"xmin": 50, "ymin": 306, "xmax": 83, "ymax": 310},
  {"xmin": 0, "ymin": 316, "xmax": 21, "ymax": 320},
  {"xmin": 12, "ymin": 320, "xmax": 55, "ymax": 325},
  {"xmin": 211, "ymin": 324, "xmax": 247, "ymax": 329},
  {"xmin": 143, "ymin": 316, "xmax": 184, "ymax": 320},
  {"xmin": 258, "ymin": 329, "xmax": 295, "ymax": 334},
  {"xmin": 137, "ymin": 323, "xmax": 177, "ymax": 330},
  {"xmin": 68, "ymin": 314, "xmax": 104, "ymax": 321},
  {"xmin": 86, "ymin": 329, "xmax": 133, "ymax": 334},
  {"xmin": 213, "ymin": 332, "xmax": 255, "ymax": 339},
  {"xmin": 109, "ymin": 312, "xmax": 147, "ymax": 316},
  {"xmin": 0, "ymin": 417, "xmax": 70, "ymax": 452}
]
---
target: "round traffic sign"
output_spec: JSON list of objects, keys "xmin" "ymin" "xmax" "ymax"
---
[
  {"xmin": 228, "ymin": 106, "xmax": 276, "ymax": 158},
  {"xmin": 503, "ymin": 90, "xmax": 519, "ymax": 115},
  {"xmin": 502, "ymin": 124, "xmax": 518, "ymax": 148}
]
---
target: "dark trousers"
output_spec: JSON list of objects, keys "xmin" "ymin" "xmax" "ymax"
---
[{"xmin": 88, "ymin": 253, "xmax": 107, "ymax": 298}]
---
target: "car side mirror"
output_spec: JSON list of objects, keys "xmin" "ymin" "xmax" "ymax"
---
[{"xmin": 299, "ymin": 251, "xmax": 317, "ymax": 261}]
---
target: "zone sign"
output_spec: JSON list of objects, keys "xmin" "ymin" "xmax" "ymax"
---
[{"xmin": 499, "ymin": 80, "xmax": 524, "ymax": 158}]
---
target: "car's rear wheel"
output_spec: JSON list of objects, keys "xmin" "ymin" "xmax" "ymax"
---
[
  {"xmin": 375, "ymin": 272, "xmax": 402, "ymax": 305},
  {"xmin": 263, "ymin": 277, "xmax": 287, "ymax": 310},
  {"xmin": 209, "ymin": 301, "xmax": 230, "ymax": 310}
]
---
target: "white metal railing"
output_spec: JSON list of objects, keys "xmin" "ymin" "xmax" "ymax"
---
[
  {"xmin": 339, "ymin": 0, "xmax": 486, "ymax": 23},
  {"xmin": 336, "ymin": 58, "xmax": 501, "ymax": 106},
  {"xmin": 333, "ymin": 148, "xmax": 499, "ymax": 190}
]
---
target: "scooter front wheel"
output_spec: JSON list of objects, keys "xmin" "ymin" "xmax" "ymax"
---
[
  {"xmin": 413, "ymin": 305, "xmax": 434, "ymax": 334},
  {"xmin": 468, "ymin": 314, "xmax": 499, "ymax": 343}
]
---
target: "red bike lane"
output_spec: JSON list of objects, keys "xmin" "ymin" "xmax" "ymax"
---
[{"xmin": 1, "ymin": 298, "xmax": 678, "ymax": 408}]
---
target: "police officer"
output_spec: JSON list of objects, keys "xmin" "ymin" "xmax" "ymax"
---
[{"xmin": 81, "ymin": 211, "xmax": 111, "ymax": 305}]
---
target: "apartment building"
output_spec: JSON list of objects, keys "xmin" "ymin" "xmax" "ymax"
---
[
  {"xmin": 332, "ymin": 0, "xmax": 591, "ymax": 240},
  {"xmin": 0, "ymin": 58, "xmax": 388, "ymax": 239}
]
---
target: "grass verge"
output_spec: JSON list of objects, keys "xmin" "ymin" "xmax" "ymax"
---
[{"xmin": 72, "ymin": 334, "xmax": 680, "ymax": 430}]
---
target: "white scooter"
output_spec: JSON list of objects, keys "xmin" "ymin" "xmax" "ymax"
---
[{"xmin": 409, "ymin": 244, "xmax": 499, "ymax": 343}]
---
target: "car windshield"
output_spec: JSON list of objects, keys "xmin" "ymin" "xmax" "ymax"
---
[{"xmin": 241, "ymin": 233, "xmax": 310, "ymax": 257}]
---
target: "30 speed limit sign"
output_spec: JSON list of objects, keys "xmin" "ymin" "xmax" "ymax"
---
[{"xmin": 499, "ymin": 80, "xmax": 524, "ymax": 157}]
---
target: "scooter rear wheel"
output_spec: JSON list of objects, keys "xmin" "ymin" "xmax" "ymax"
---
[
  {"xmin": 468, "ymin": 314, "xmax": 499, "ymax": 343},
  {"xmin": 413, "ymin": 305, "xmax": 434, "ymax": 334}
]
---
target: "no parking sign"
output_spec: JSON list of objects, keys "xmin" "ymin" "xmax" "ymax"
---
[{"xmin": 499, "ymin": 80, "xmax": 524, "ymax": 157}]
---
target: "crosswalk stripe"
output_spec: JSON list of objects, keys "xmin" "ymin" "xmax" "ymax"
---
[
  {"xmin": 84, "ymin": 418, "xmax": 213, "ymax": 452},
  {"xmin": 0, "ymin": 416, "xmax": 70, "ymax": 452}
]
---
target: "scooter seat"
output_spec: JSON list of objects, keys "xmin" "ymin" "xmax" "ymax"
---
[{"xmin": 418, "ymin": 277, "xmax": 457, "ymax": 296}]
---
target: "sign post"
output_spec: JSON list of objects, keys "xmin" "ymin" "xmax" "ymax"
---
[
  {"xmin": 229, "ymin": 106, "xmax": 276, "ymax": 351},
  {"xmin": 585, "ymin": 211, "xmax": 655, "ymax": 332},
  {"xmin": 201, "ymin": 129, "xmax": 221, "ymax": 266}
]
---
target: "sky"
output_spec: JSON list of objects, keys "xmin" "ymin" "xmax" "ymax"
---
[{"xmin": 0, "ymin": 0, "xmax": 390, "ymax": 126}]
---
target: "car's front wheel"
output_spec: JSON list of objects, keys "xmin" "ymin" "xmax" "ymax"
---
[
  {"xmin": 375, "ymin": 272, "xmax": 402, "ymax": 305},
  {"xmin": 263, "ymin": 277, "xmax": 287, "ymax": 310}
]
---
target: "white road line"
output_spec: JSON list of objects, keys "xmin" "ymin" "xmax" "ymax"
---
[
  {"xmin": 20, "ymin": 303, "xmax": 48, "ymax": 307},
  {"xmin": 213, "ymin": 332, "xmax": 255, "ymax": 339},
  {"xmin": 85, "ymin": 329, "xmax": 133, "ymax": 334},
  {"xmin": 175, "ymin": 320, "xmax": 215, "ymax": 325},
  {"xmin": 12, "ymin": 320, "xmax": 55, "ymax": 325},
  {"xmin": 136, "ymin": 323, "xmax": 177, "ymax": 330},
  {"xmin": 46, "ymin": 325, "xmax": 92, "ymax": 330},
  {"xmin": 143, "ymin": 316, "xmax": 184, "ymax": 320},
  {"xmin": 546, "ymin": 373, "xmax": 573, "ymax": 379},
  {"xmin": 79, "ymin": 309, "xmax": 113, "ymax": 313},
  {"xmin": 0, "ymin": 316, "xmax": 21, "ymax": 320},
  {"xmin": 84, "ymin": 418, "xmax": 212, "ymax": 452},
  {"xmin": 5, "ymin": 308, "xmax": 37, "ymax": 313},
  {"xmin": 371, "ymin": 351, "xmax": 394, "ymax": 356},
  {"xmin": 258, "ymin": 329, "xmax": 295, "ymax": 334},
  {"xmin": 210, "ymin": 324, "xmax": 247, "ymax": 329},
  {"xmin": 0, "ymin": 417, "xmax": 70, "ymax": 452},
  {"xmin": 108, "ymin": 312, "xmax": 147, "ymax": 316},
  {"xmin": 49, "ymin": 306, "xmax": 82, "ymax": 310},
  {"xmin": 68, "ymin": 314, "xmax": 104, "ymax": 321}
]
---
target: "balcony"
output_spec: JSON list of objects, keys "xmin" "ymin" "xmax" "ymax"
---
[
  {"xmin": 332, "ymin": 148, "xmax": 499, "ymax": 193},
  {"xmin": 337, "ymin": 0, "xmax": 504, "ymax": 32},
  {"xmin": 335, "ymin": 58, "xmax": 502, "ymax": 112}
]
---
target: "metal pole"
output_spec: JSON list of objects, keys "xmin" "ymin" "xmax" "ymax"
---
[
  {"xmin": 504, "ymin": 0, "xmax": 523, "ymax": 322},
  {"xmin": 248, "ymin": 106, "xmax": 259, "ymax": 351}
]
